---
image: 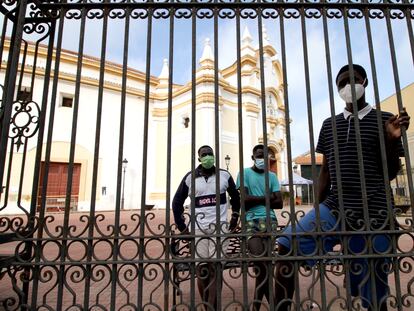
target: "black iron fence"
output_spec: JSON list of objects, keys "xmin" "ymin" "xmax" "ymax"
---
[{"xmin": 0, "ymin": 1, "xmax": 413, "ymax": 310}]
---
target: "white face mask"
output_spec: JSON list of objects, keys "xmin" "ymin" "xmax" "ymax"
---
[
  {"xmin": 339, "ymin": 83, "xmax": 365, "ymax": 103},
  {"xmin": 254, "ymin": 159, "xmax": 265, "ymax": 170}
]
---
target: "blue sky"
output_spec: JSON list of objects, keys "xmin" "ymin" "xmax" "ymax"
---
[{"xmin": 3, "ymin": 12, "xmax": 413, "ymax": 158}]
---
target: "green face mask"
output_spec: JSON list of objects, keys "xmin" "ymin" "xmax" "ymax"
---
[{"xmin": 200, "ymin": 155, "xmax": 214, "ymax": 169}]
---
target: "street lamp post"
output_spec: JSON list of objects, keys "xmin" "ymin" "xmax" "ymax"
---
[
  {"xmin": 121, "ymin": 158, "xmax": 128, "ymax": 210},
  {"xmin": 225, "ymin": 155, "xmax": 231, "ymax": 171}
]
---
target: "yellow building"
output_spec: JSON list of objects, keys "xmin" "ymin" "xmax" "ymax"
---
[{"xmin": 381, "ymin": 83, "xmax": 414, "ymax": 204}]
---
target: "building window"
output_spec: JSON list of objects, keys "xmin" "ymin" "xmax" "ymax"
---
[
  {"xmin": 16, "ymin": 86, "xmax": 31, "ymax": 101},
  {"xmin": 61, "ymin": 96, "xmax": 73, "ymax": 108},
  {"xmin": 266, "ymin": 94, "xmax": 276, "ymax": 117},
  {"xmin": 395, "ymin": 187, "xmax": 406, "ymax": 196}
]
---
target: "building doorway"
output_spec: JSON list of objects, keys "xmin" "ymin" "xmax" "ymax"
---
[
  {"xmin": 37, "ymin": 162, "xmax": 81, "ymax": 212},
  {"xmin": 269, "ymin": 147, "xmax": 278, "ymax": 174}
]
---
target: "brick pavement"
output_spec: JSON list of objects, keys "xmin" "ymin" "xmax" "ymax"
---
[{"xmin": 0, "ymin": 208, "xmax": 413, "ymax": 310}]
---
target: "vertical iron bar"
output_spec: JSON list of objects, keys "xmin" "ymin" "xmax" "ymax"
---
[
  {"xmin": 404, "ymin": 0, "xmax": 414, "ymax": 218},
  {"xmin": 55, "ymin": 9, "xmax": 86, "ymax": 310},
  {"xmin": 137, "ymin": 8, "xmax": 153, "ymax": 311},
  {"xmin": 213, "ymin": 8, "xmax": 222, "ymax": 311},
  {"xmin": 16, "ymin": 141, "xmax": 28, "ymax": 214},
  {"xmin": 17, "ymin": 41, "xmax": 27, "ymax": 94},
  {"xmin": 299, "ymin": 7, "xmax": 327, "ymax": 309},
  {"xmin": 190, "ymin": 7, "xmax": 197, "ymax": 311},
  {"xmin": 0, "ymin": 138, "xmax": 13, "ymax": 210},
  {"xmin": 321, "ymin": 7, "xmax": 351, "ymax": 309},
  {"xmin": 385, "ymin": 8, "xmax": 414, "ymax": 217},
  {"xmin": 366, "ymin": 2, "xmax": 398, "ymax": 247},
  {"xmin": 257, "ymin": 12, "xmax": 273, "ymax": 311},
  {"xmin": 343, "ymin": 9, "xmax": 378, "ymax": 310},
  {"xmin": 23, "ymin": 19, "xmax": 56, "ymax": 307},
  {"xmin": 235, "ymin": 10, "xmax": 248, "ymax": 311},
  {"xmin": 13, "ymin": 121, "xmax": 28, "ymax": 205},
  {"xmin": 0, "ymin": 15, "xmax": 7, "ymax": 143},
  {"xmin": 365, "ymin": 8, "xmax": 402, "ymax": 311},
  {"xmin": 110, "ymin": 5, "xmax": 131, "ymax": 310},
  {"xmin": 405, "ymin": 4, "xmax": 414, "ymax": 67},
  {"xmin": 19, "ymin": 140, "xmax": 30, "ymax": 305},
  {"xmin": 30, "ymin": 14, "xmax": 64, "ymax": 309},
  {"xmin": 257, "ymin": 12, "xmax": 270, "ymax": 232},
  {"xmin": 121, "ymin": 165, "xmax": 126, "ymax": 210},
  {"xmin": 29, "ymin": 41, "xmax": 42, "ymax": 100},
  {"xmin": 0, "ymin": 16, "xmax": 8, "ymax": 72},
  {"xmin": 384, "ymin": 8, "xmax": 411, "ymax": 309},
  {"xmin": 24, "ymin": 20, "xmax": 56, "ymax": 309},
  {"xmin": 84, "ymin": 7, "xmax": 109, "ymax": 310},
  {"xmin": 278, "ymin": 9, "xmax": 300, "ymax": 311},
  {"xmin": 342, "ymin": 9, "xmax": 371, "ymax": 229},
  {"xmin": 0, "ymin": 0, "xmax": 28, "ymax": 185},
  {"xmin": 164, "ymin": 7, "xmax": 174, "ymax": 311}
]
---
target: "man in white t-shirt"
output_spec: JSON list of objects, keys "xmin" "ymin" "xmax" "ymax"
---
[{"xmin": 172, "ymin": 145, "xmax": 240, "ymax": 310}]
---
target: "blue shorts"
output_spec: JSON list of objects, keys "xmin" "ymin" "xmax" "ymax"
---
[{"xmin": 277, "ymin": 204, "xmax": 391, "ymax": 308}]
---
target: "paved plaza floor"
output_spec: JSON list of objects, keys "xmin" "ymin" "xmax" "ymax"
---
[{"xmin": 0, "ymin": 207, "xmax": 413, "ymax": 310}]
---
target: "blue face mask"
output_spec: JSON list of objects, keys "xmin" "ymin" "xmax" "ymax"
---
[{"xmin": 254, "ymin": 159, "xmax": 265, "ymax": 170}]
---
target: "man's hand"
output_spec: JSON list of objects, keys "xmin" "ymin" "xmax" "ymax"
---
[
  {"xmin": 317, "ymin": 155, "xmax": 331, "ymax": 203},
  {"xmin": 386, "ymin": 107, "xmax": 410, "ymax": 140},
  {"xmin": 228, "ymin": 213, "xmax": 239, "ymax": 232},
  {"xmin": 270, "ymin": 192, "xmax": 283, "ymax": 210}
]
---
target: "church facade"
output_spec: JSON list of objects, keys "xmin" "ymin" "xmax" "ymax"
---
[{"xmin": 0, "ymin": 26, "xmax": 287, "ymax": 213}]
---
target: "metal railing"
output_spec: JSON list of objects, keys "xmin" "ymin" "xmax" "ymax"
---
[{"xmin": 0, "ymin": 1, "xmax": 413, "ymax": 310}]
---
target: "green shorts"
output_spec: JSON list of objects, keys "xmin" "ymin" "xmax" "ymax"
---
[{"xmin": 246, "ymin": 218, "xmax": 278, "ymax": 234}]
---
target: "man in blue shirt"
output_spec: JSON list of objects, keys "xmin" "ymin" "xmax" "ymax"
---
[{"xmin": 237, "ymin": 144, "xmax": 283, "ymax": 311}]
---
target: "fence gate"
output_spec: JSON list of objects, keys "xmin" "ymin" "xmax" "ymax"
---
[{"xmin": 0, "ymin": 0, "xmax": 413, "ymax": 310}]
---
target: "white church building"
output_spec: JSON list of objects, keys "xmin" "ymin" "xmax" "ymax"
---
[{"xmin": 1, "ymin": 26, "xmax": 288, "ymax": 213}]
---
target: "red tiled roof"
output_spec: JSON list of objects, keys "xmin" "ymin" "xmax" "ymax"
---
[{"xmin": 293, "ymin": 152, "xmax": 323, "ymax": 165}]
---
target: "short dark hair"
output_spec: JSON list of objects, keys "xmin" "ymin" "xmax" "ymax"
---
[
  {"xmin": 198, "ymin": 145, "xmax": 213, "ymax": 156},
  {"xmin": 252, "ymin": 144, "xmax": 264, "ymax": 154},
  {"xmin": 335, "ymin": 64, "xmax": 368, "ymax": 85}
]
